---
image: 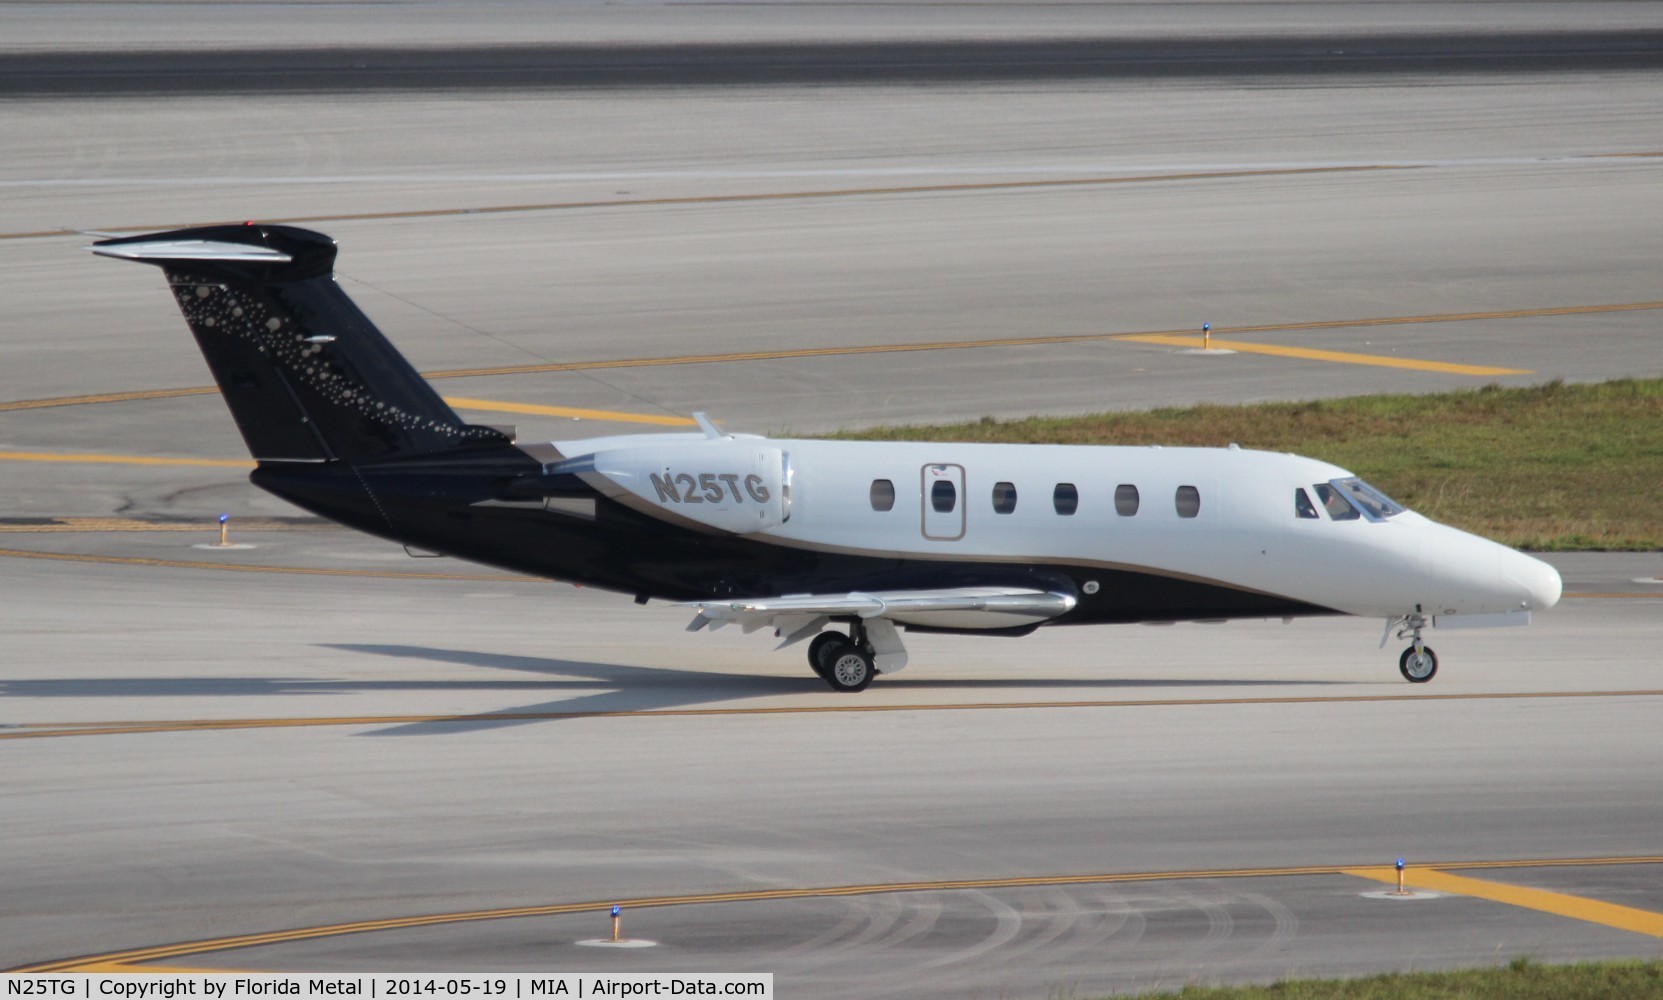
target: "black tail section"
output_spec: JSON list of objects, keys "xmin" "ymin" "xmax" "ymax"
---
[{"xmin": 93, "ymin": 224, "xmax": 507, "ymax": 462}]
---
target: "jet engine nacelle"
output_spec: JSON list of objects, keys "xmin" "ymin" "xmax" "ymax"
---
[{"xmin": 585, "ymin": 440, "xmax": 787, "ymax": 534}]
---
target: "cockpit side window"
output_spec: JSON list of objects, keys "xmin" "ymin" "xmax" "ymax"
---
[
  {"xmin": 1313, "ymin": 482, "xmax": 1360, "ymax": 520},
  {"xmin": 1295, "ymin": 488, "xmax": 1319, "ymax": 519}
]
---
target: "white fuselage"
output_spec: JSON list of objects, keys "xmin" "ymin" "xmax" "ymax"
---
[{"xmin": 553, "ymin": 431, "xmax": 1563, "ymax": 622}]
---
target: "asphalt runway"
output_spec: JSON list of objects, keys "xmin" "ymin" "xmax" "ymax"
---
[{"xmin": 4, "ymin": 1, "xmax": 1663, "ymax": 993}]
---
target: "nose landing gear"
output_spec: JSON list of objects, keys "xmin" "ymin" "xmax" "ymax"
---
[
  {"xmin": 1390, "ymin": 613, "xmax": 1437, "ymax": 683},
  {"xmin": 1399, "ymin": 644, "xmax": 1438, "ymax": 682}
]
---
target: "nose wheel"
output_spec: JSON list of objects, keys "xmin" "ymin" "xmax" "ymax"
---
[
  {"xmin": 1399, "ymin": 645, "xmax": 1438, "ymax": 682},
  {"xmin": 1390, "ymin": 612, "xmax": 1437, "ymax": 683}
]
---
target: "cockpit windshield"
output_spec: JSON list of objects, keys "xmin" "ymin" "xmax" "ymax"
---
[
  {"xmin": 1312, "ymin": 482, "xmax": 1359, "ymax": 520},
  {"xmin": 1328, "ymin": 477, "xmax": 1406, "ymax": 520}
]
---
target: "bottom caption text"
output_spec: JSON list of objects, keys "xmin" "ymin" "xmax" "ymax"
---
[{"xmin": 3, "ymin": 976, "xmax": 772, "ymax": 1000}]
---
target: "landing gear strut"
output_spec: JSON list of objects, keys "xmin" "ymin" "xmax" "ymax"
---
[
  {"xmin": 1394, "ymin": 614, "xmax": 1437, "ymax": 683},
  {"xmin": 806, "ymin": 622, "xmax": 876, "ymax": 692}
]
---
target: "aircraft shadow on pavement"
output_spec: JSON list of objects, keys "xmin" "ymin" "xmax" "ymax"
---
[
  {"xmin": 0, "ymin": 646, "xmax": 1342, "ymax": 738},
  {"xmin": 318, "ymin": 643, "xmax": 1345, "ymax": 737}
]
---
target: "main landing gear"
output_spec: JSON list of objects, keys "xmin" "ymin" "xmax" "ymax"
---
[
  {"xmin": 806, "ymin": 625, "xmax": 876, "ymax": 693},
  {"xmin": 1393, "ymin": 613, "xmax": 1437, "ymax": 683}
]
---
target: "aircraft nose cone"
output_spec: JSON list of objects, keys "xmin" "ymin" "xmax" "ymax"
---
[{"xmin": 1507, "ymin": 550, "xmax": 1562, "ymax": 611}]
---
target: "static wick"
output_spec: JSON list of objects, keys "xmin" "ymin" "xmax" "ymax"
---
[
  {"xmin": 611, "ymin": 904, "xmax": 622, "ymax": 943},
  {"xmin": 215, "ymin": 513, "xmax": 230, "ymax": 547}
]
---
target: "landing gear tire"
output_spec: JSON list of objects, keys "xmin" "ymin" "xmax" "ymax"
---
[
  {"xmin": 823, "ymin": 643, "xmax": 875, "ymax": 693},
  {"xmin": 1400, "ymin": 645, "xmax": 1438, "ymax": 683},
  {"xmin": 807, "ymin": 632, "xmax": 842, "ymax": 679}
]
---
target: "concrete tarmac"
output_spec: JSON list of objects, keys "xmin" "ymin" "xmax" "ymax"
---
[
  {"xmin": 3, "ymin": 1, "xmax": 1662, "ymax": 993},
  {"xmin": 3, "ymin": 545, "xmax": 1663, "ymax": 993}
]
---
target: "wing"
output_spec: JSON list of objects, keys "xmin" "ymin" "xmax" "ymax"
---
[{"xmin": 685, "ymin": 586, "xmax": 1076, "ymax": 673}]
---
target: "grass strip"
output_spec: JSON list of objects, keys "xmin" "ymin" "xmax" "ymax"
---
[
  {"xmin": 1120, "ymin": 957, "xmax": 1663, "ymax": 999},
  {"xmin": 837, "ymin": 378, "xmax": 1663, "ymax": 551}
]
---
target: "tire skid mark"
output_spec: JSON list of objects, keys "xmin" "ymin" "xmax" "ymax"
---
[
  {"xmin": 1057, "ymin": 890, "xmax": 1134, "ymax": 960},
  {"xmin": 866, "ymin": 892, "xmax": 944, "ymax": 951},
  {"xmin": 772, "ymin": 894, "xmax": 906, "ymax": 977},
  {"xmin": 1019, "ymin": 887, "xmax": 1089, "ymax": 954},
  {"xmin": 771, "ymin": 897, "xmax": 868, "ymax": 961},
  {"xmin": 19, "ymin": 857, "xmax": 1663, "ymax": 973},
  {"xmin": 1091, "ymin": 889, "xmax": 1149, "ymax": 956},
  {"xmin": 1175, "ymin": 883, "xmax": 1238, "ymax": 959},
  {"xmin": 836, "ymin": 894, "xmax": 907, "ymax": 954},
  {"xmin": 916, "ymin": 889, "xmax": 1025, "ymax": 970},
  {"xmin": 1235, "ymin": 888, "xmax": 1301, "ymax": 959}
]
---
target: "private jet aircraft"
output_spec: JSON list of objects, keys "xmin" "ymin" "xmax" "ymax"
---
[{"xmin": 92, "ymin": 224, "xmax": 1562, "ymax": 691}]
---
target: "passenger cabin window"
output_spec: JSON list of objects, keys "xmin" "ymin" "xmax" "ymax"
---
[
  {"xmin": 992, "ymin": 481, "xmax": 1017, "ymax": 514},
  {"xmin": 1053, "ymin": 483, "xmax": 1079, "ymax": 516},
  {"xmin": 1295, "ymin": 488, "xmax": 1319, "ymax": 519},
  {"xmin": 930, "ymin": 478, "xmax": 958, "ymax": 514},
  {"xmin": 1313, "ymin": 482, "xmax": 1359, "ymax": 520},
  {"xmin": 1175, "ymin": 485, "xmax": 1201, "ymax": 518},
  {"xmin": 870, "ymin": 479, "xmax": 896, "ymax": 512},
  {"xmin": 1115, "ymin": 484, "xmax": 1139, "ymax": 516}
]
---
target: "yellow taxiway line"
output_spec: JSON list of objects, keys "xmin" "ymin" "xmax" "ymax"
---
[
  {"xmin": 0, "ymin": 395, "xmax": 689, "ymax": 425},
  {"xmin": 5, "ymin": 300, "xmax": 1659, "ymax": 415},
  {"xmin": 1345, "ymin": 865, "xmax": 1663, "ymax": 939},
  {"xmin": 0, "ymin": 518, "xmax": 325, "ymax": 534},
  {"xmin": 0, "ymin": 449, "xmax": 253, "ymax": 469},
  {"xmin": 402, "ymin": 299, "xmax": 1663, "ymax": 379},
  {"xmin": 7, "ymin": 689, "xmax": 1662, "ymax": 743},
  {"xmin": 0, "ymin": 386, "xmax": 222, "ymax": 411},
  {"xmin": 14, "ymin": 854, "xmax": 1663, "ymax": 972},
  {"xmin": 1114, "ymin": 334, "xmax": 1532, "ymax": 376},
  {"xmin": 443, "ymin": 397, "xmax": 694, "ymax": 426},
  {"xmin": 0, "ymin": 546, "xmax": 534, "ymax": 583}
]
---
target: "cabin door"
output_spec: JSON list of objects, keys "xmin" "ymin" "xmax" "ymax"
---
[{"xmin": 920, "ymin": 463, "xmax": 966, "ymax": 541}]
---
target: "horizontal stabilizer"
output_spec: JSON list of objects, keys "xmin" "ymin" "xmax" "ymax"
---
[{"xmin": 89, "ymin": 238, "xmax": 293, "ymax": 263}]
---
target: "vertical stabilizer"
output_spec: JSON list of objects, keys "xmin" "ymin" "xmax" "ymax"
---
[{"xmin": 92, "ymin": 224, "xmax": 507, "ymax": 462}]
